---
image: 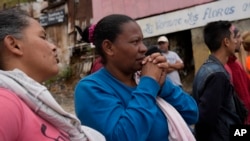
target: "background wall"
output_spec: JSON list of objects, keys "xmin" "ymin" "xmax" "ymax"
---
[
  {"xmin": 191, "ymin": 18, "xmax": 250, "ymax": 74},
  {"xmin": 91, "ymin": 0, "xmax": 214, "ymax": 23}
]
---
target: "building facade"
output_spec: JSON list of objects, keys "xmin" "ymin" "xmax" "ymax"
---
[
  {"xmin": 2, "ymin": 0, "xmax": 249, "ymax": 85},
  {"xmin": 91, "ymin": 0, "xmax": 250, "ymax": 75}
]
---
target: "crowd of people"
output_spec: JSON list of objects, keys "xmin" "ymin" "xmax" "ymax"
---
[
  {"xmin": 0, "ymin": 7, "xmax": 250, "ymax": 141},
  {"xmin": 193, "ymin": 21, "xmax": 249, "ymax": 141}
]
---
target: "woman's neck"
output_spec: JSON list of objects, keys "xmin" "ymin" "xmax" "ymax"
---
[{"xmin": 105, "ymin": 66, "xmax": 136, "ymax": 87}]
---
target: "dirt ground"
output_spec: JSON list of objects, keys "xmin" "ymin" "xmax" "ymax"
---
[
  {"xmin": 49, "ymin": 78, "xmax": 78, "ymax": 115},
  {"xmin": 51, "ymin": 71, "xmax": 194, "ymax": 115}
]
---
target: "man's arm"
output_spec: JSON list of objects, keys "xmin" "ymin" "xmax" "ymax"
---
[{"xmin": 167, "ymin": 60, "xmax": 184, "ymax": 73}]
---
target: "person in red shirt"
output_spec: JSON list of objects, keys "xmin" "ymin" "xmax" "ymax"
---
[
  {"xmin": 224, "ymin": 27, "xmax": 250, "ymax": 124},
  {"xmin": 90, "ymin": 56, "xmax": 103, "ymax": 73}
]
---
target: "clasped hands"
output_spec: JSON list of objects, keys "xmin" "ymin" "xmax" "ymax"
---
[{"xmin": 141, "ymin": 52, "xmax": 168, "ymax": 86}]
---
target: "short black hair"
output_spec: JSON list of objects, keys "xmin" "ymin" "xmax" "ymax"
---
[
  {"xmin": 203, "ymin": 20, "xmax": 232, "ymax": 52},
  {"xmin": 145, "ymin": 45, "xmax": 162, "ymax": 56}
]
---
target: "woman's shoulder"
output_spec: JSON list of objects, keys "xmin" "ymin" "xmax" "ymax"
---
[
  {"xmin": 0, "ymin": 88, "xmax": 24, "ymax": 131},
  {"xmin": 77, "ymin": 68, "xmax": 115, "ymax": 89},
  {"xmin": 0, "ymin": 88, "xmax": 37, "ymax": 119},
  {"xmin": 0, "ymin": 88, "xmax": 29, "ymax": 118},
  {"xmin": 82, "ymin": 68, "xmax": 113, "ymax": 82},
  {"xmin": 0, "ymin": 88, "xmax": 21, "ymax": 103}
]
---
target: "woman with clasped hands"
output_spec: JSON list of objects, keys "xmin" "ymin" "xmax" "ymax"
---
[
  {"xmin": 0, "ymin": 8, "xmax": 105, "ymax": 141},
  {"xmin": 74, "ymin": 14, "xmax": 198, "ymax": 141}
]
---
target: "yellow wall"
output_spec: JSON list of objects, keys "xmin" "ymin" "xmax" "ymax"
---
[{"xmin": 191, "ymin": 28, "xmax": 209, "ymax": 74}]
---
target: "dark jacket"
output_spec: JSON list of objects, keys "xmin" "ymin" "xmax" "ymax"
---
[{"xmin": 193, "ymin": 55, "xmax": 242, "ymax": 141}]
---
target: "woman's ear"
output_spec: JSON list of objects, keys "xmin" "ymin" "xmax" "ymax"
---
[
  {"xmin": 102, "ymin": 39, "xmax": 114, "ymax": 56},
  {"xmin": 3, "ymin": 35, "xmax": 23, "ymax": 56}
]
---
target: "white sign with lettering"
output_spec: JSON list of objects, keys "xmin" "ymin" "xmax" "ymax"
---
[{"xmin": 137, "ymin": 0, "xmax": 250, "ymax": 38}]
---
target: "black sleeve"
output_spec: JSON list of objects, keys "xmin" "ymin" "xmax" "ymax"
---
[{"xmin": 198, "ymin": 72, "xmax": 230, "ymax": 128}]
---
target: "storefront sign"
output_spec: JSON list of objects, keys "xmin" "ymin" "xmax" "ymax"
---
[
  {"xmin": 40, "ymin": 9, "xmax": 65, "ymax": 26},
  {"xmin": 137, "ymin": 0, "xmax": 250, "ymax": 38}
]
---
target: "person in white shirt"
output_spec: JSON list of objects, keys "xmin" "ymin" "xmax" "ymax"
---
[{"xmin": 157, "ymin": 36, "xmax": 184, "ymax": 87}]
